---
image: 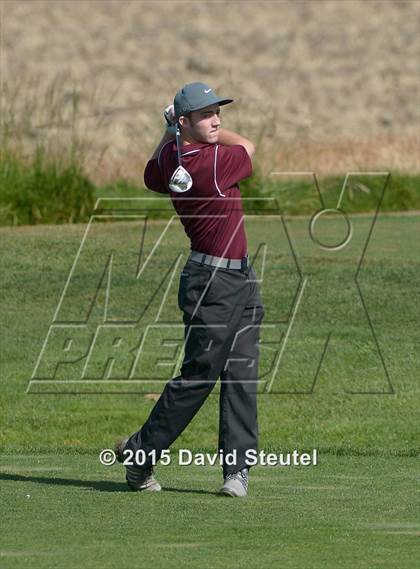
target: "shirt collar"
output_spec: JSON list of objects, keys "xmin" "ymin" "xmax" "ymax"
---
[{"xmin": 171, "ymin": 141, "xmax": 212, "ymax": 155}]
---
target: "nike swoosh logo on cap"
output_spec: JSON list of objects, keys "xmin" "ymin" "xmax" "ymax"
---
[{"xmin": 204, "ymin": 89, "xmax": 212, "ymax": 93}]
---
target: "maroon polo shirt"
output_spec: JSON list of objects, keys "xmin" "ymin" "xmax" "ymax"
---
[{"xmin": 143, "ymin": 140, "xmax": 252, "ymax": 258}]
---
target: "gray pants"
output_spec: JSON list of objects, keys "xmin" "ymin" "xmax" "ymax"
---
[{"xmin": 126, "ymin": 256, "xmax": 265, "ymax": 476}]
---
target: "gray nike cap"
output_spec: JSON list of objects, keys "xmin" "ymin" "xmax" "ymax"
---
[{"xmin": 174, "ymin": 82, "xmax": 233, "ymax": 119}]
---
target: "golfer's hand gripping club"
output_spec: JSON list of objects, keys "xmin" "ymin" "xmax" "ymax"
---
[
  {"xmin": 164, "ymin": 104, "xmax": 177, "ymax": 136},
  {"xmin": 164, "ymin": 104, "xmax": 176, "ymax": 126}
]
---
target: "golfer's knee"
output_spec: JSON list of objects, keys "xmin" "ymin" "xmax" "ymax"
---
[{"xmin": 170, "ymin": 374, "xmax": 217, "ymax": 393}]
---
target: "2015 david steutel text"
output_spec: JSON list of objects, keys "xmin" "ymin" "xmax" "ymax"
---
[{"xmin": 121, "ymin": 448, "xmax": 318, "ymax": 467}]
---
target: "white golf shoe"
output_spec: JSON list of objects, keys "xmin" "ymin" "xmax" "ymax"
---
[
  {"xmin": 114, "ymin": 437, "xmax": 161, "ymax": 492},
  {"xmin": 219, "ymin": 467, "xmax": 249, "ymax": 497},
  {"xmin": 125, "ymin": 464, "xmax": 162, "ymax": 492}
]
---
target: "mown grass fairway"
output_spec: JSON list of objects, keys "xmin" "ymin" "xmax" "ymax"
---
[
  {"xmin": 1, "ymin": 213, "xmax": 418, "ymax": 455},
  {"xmin": 1, "ymin": 213, "xmax": 418, "ymax": 568},
  {"xmin": 0, "ymin": 455, "xmax": 418, "ymax": 569}
]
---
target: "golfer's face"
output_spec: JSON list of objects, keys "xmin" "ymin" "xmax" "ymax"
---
[{"xmin": 189, "ymin": 104, "xmax": 221, "ymax": 144}]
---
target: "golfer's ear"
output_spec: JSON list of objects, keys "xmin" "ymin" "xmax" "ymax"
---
[{"xmin": 178, "ymin": 115, "xmax": 187, "ymax": 128}]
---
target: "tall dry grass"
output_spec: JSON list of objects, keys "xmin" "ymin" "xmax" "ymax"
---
[{"xmin": 0, "ymin": 72, "xmax": 419, "ymax": 226}]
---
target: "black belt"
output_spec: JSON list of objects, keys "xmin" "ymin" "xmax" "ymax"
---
[{"xmin": 189, "ymin": 250, "xmax": 250, "ymax": 272}]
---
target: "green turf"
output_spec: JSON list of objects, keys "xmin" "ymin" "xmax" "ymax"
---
[
  {"xmin": 0, "ymin": 213, "xmax": 418, "ymax": 455},
  {"xmin": 0, "ymin": 213, "xmax": 418, "ymax": 567},
  {"xmin": 0, "ymin": 455, "xmax": 418, "ymax": 569}
]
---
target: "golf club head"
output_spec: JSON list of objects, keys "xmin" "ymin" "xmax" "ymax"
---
[{"xmin": 169, "ymin": 165, "xmax": 193, "ymax": 193}]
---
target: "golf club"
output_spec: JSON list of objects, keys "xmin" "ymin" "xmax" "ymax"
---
[{"xmin": 168, "ymin": 123, "xmax": 193, "ymax": 193}]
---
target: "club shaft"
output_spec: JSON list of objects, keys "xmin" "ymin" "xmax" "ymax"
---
[{"xmin": 176, "ymin": 124, "xmax": 182, "ymax": 166}]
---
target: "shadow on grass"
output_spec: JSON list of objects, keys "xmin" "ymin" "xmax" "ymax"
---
[{"xmin": 0, "ymin": 472, "xmax": 219, "ymax": 495}]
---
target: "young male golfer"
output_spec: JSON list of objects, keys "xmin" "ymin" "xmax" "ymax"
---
[{"xmin": 116, "ymin": 82, "xmax": 265, "ymax": 497}]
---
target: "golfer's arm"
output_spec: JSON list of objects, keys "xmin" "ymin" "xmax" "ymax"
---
[
  {"xmin": 217, "ymin": 129, "xmax": 255, "ymax": 159},
  {"xmin": 150, "ymin": 130, "xmax": 175, "ymax": 161}
]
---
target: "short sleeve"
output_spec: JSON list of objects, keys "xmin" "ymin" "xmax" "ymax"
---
[
  {"xmin": 144, "ymin": 159, "xmax": 168, "ymax": 194},
  {"xmin": 215, "ymin": 144, "xmax": 253, "ymax": 191}
]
